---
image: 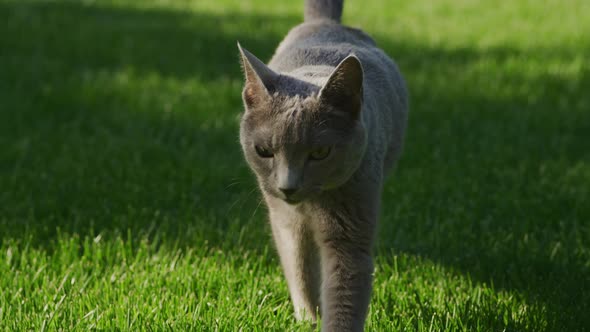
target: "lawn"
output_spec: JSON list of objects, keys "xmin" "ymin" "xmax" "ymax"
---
[{"xmin": 1, "ymin": 0, "xmax": 589, "ymax": 330}]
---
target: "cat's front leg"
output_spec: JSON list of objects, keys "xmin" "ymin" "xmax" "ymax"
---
[
  {"xmin": 316, "ymin": 214, "xmax": 375, "ymax": 332},
  {"xmin": 268, "ymin": 202, "xmax": 321, "ymax": 322},
  {"xmin": 319, "ymin": 240, "xmax": 374, "ymax": 331}
]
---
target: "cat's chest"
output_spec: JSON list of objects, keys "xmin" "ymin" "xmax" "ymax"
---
[{"xmin": 268, "ymin": 198, "xmax": 322, "ymax": 227}]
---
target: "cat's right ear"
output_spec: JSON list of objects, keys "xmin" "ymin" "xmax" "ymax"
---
[{"xmin": 237, "ymin": 42, "xmax": 278, "ymax": 109}]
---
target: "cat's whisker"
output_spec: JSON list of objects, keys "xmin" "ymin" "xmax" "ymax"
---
[
  {"xmin": 225, "ymin": 180, "xmax": 243, "ymax": 190},
  {"xmin": 247, "ymin": 197, "xmax": 265, "ymax": 224},
  {"xmin": 227, "ymin": 186, "xmax": 259, "ymax": 214}
]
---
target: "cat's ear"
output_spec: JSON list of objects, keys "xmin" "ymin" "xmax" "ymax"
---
[
  {"xmin": 237, "ymin": 42, "xmax": 278, "ymax": 108},
  {"xmin": 319, "ymin": 55, "xmax": 363, "ymax": 116}
]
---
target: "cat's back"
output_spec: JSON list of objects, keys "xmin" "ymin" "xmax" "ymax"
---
[
  {"xmin": 270, "ymin": 20, "xmax": 406, "ymax": 113},
  {"xmin": 270, "ymin": 21, "xmax": 378, "ymax": 71}
]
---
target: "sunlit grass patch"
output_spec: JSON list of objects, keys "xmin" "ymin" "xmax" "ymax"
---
[{"xmin": 0, "ymin": 0, "xmax": 588, "ymax": 330}]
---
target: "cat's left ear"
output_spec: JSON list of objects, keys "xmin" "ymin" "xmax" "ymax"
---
[
  {"xmin": 237, "ymin": 42, "xmax": 278, "ymax": 108},
  {"xmin": 319, "ymin": 55, "xmax": 364, "ymax": 117}
]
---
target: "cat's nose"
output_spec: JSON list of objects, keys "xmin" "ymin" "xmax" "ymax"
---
[{"xmin": 279, "ymin": 187, "xmax": 298, "ymax": 197}]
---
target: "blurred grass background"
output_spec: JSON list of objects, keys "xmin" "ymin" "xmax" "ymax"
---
[{"xmin": 0, "ymin": 0, "xmax": 589, "ymax": 330}]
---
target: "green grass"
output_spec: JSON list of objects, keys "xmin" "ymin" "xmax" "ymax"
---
[{"xmin": 1, "ymin": 0, "xmax": 589, "ymax": 330}]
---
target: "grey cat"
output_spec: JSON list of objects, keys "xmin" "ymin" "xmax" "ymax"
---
[{"xmin": 237, "ymin": 0, "xmax": 408, "ymax": 330}]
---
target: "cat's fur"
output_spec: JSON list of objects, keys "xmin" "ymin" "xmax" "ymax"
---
[{"xmin": 237, "ymin": 0, "xmax": 408, "ymax": 330}]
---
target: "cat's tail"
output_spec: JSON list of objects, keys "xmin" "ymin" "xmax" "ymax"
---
[{"xmin": 304, "ymin": 0, "xmax": 344, "ymax": 22}]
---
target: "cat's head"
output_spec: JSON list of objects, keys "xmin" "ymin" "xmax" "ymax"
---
[{"xmin": 237, "ymin": 44, "xmax": 366, "ymax": 204}]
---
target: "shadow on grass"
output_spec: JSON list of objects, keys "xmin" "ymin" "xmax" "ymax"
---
[
  {"xmin": 0, "ymin": 1, "xmax": 295, "ymax": 251},
  {"xmin": 0, "ymin": 1, "xmax": 589, "ymax": 331}
]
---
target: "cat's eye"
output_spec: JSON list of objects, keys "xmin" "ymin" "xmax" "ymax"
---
[
  {"xmin": 255, "ymin": 145, "xmax": 274, "ymax": 158},
  {"xmin": 309, "ymin": 147, "xmax": 331, "ymax": 161}
]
